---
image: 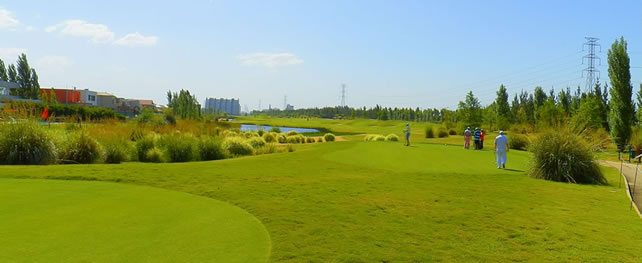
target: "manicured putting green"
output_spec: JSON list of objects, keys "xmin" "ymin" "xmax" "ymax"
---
[{"xmin": 0, "ymin": 178, "xmax": 270, "ymax": 262}]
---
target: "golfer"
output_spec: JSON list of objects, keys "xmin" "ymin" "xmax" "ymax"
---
[
  {"xmin": 494, "ymin": 130, "xmax": 509, "ymax": 169},
  {"xmin": 404, "ymin": 123, "xmax": 411, "ymax": 146},
  {"xmin": 473, "ymin": 128, "xmax": 481, "ymax": 150},
  {"xmin": 464, "ymin": 127, "xmax": 471, "ymax": 149}
]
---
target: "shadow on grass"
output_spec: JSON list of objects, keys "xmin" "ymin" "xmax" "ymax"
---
[{"xmin": 503, "ymin": 168, "xmax": 525, "ymax": 173}]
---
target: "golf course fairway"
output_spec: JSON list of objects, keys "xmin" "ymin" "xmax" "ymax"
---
[{"xmin": 0, "ymin": 178, "xmax": 270, "ymax": 262}]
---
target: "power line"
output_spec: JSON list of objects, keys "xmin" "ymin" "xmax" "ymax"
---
[
  {"xmin": 582, "ymin": 37, "xmax": 601, "ymax": 91},
  {"xmin": 341, "ymin": 84, "xmax": 346, "ymax": 107}
]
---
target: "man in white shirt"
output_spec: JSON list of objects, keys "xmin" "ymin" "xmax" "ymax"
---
[{"xmin": 494, "ymin": 130, "xmax": 509, "ymax": 169}]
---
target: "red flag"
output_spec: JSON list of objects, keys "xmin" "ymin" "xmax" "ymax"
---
[{"xmin": 41, "ymin": 107, "xmax": 49, "ymax": 121}]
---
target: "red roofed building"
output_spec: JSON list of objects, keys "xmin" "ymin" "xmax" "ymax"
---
[{"xmin": 40, "ymin": 88, "xmax": 81, "ymax": 104}]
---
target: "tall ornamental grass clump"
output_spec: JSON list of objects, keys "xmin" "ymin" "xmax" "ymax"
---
[
  {"xmin": 528, "ymin": 131, "xmax": 606, "ymax": 184},
  {"xmin": 365, "ymin": 134, "xmax": 386, "ymax": 141},
  {"xmin": 425, "ymin": 126, "xmax": 435, "ymax": 138},
  {"xmin": 136, "ymin": 134, "xmax": 157, "ymax": 162},
  {"xmin": 509, "ymin": 133, "xmax": 530, "ymax": 151},
  {"xmin": 60, "ymin": 131, "xmax": 102, "ymax": 164},
  {"xmin": 263, "ymin": 132, "xmax": 277, "ymax": 143},
  {"xmin": 323, "ymin": 133, "xmax": 336, "ymax": 142},
  {"xmin": 198, "ymin": 137, "xmax": 226, "ymax": 161},
  {"xmin": 385, "ymin": 134, "xmax": 399, "ymax": 141},
  {"xmin": 222, "ymin": 137, "xmax": 254, "ymax": 156},
  {"xmin": 247, "ymin": 137, "xmax": 267, "ymax": 149},
  {"xmin": 159, "ymin": 133, "xmax": 196, "ymax": 162},
  {"xmin": 0, "ymin": 122, "xmax": 57, "ymax": 165},
  {"xmin": 437, "ymin": 127, "xmax": 449, "ymax": 138},
  {"xmin": 103, "ymin": 139, "xmax": 130, "ymax": 164}
]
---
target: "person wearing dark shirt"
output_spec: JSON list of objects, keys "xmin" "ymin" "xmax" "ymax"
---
[{"xmin": 473, "ymin": 128, "xmax": 481, "ymax": 150}]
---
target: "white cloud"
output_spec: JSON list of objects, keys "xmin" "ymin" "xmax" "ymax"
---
[
  {"xmin": 37, "ymin": 55, "xmax": 73, "ymax": 71},
  {"xmin": 239, "ymin": 52, "xmax": 304, "ymax": 68},
  {"xmin": 0, "ymin": 47, "xmax": 27, "ymax": 62},
  {"xmin": 114, "ymin": 32, "xmax": 158, "ymax": 47},
  {"xmin": 0, "ymin": 8, "xmax": 19, "ymax": 29},
  {"xmin": 46, "ymin": 20, "xmax": 115, "ymax": 43}
]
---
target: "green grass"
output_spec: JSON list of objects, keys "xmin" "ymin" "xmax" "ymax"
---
[
  {"xmin": 1, "ymin": 141, "xmax": 641, "ymax": 261},
  {"xmin": 0, "ymin": 178, "xmax": 270, "ymax": 262}
]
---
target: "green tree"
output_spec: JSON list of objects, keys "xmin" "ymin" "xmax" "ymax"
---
[
  {"xmin": 494, "ymin": 84, "xmax": 511, "ymax": 129},
  {"xmin": 30, "ymin": 68, "xmax": 40, "ymax": 97},
  {"xmin": 16, "ymin": 53, "xmax": 35, "ymax": 99},
  {"xmin": 7, "ymin": 64, "xmax": 17, "ymax": 83},
  {"xmin": 607, "ymin": 37, "xmax": 633, "ymax": 150},
  {"xmin": 457, "ymin": 91, "xmax": 482, "ymax": 127},
  {"xmin": 0, "ymin": 59, "xmax": 7, "ymax": 81},
  {"xmin": 166, "ymin": 89, "xmax": 201, "ymax": 119},
  {"xmin": 533, "ymin": 86, "xmax": 548, "ymax": 108}
]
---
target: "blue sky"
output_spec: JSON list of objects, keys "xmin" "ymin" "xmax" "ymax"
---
[{"xmin": 1, "ymin": 0, "xmax": 640, "ymax": 110}]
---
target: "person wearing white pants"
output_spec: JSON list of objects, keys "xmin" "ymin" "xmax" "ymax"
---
[{"xmin": 494, "ymin": 130, "xmax": 509, "ymax": 169}]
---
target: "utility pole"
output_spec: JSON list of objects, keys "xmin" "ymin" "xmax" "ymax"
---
[
  {"xmin": 284, "ymin": 95, "xmax": 287, "ymax": 110},
  {"xmin": 582, "ymin": 37, "xmax": 601, "ymax": 91},
  {"xmin": 341, "ymin": 84, "xmax": 346, "ymax": 107}
]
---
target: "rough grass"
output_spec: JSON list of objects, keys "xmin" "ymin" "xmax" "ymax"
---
[{"xmin": 1, "ymin": 142, "xmax": 641, "ymax": 262}]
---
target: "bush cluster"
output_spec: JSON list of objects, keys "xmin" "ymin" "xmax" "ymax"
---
[
  {"xmin": 198, "ymin": 137, "xmax": 226, "ymax": 161},
  {"xmin": 222, "ymin": 137, "xmax": 254, "ymax": 156},
  {"xmin": 385, "ymin": 134, "xmax": 400, "ymax": 141},
  {"xmin": 437, "ymin": 127, "xmax": 449, "ymax": 138},
  {"xmin": 159, "ymin": 133, "xmax": 196, "ymax": 163},
  {"xmin": 364, "ymin": 134, "xmax": 386, "ymax": 141}
]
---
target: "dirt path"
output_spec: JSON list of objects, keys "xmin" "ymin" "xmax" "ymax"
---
[{"xmin": 603, "ymin": 160, "xmax": 642, "ymax": 217}]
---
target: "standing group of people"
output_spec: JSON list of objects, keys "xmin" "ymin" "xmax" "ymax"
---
[
  {"xmin": 464, "ymin": 127, "xmax": 510, "ymax": 169},
  {"xmin": 463, "ymin": 127, "xmax": 485, "ymax": 150}
]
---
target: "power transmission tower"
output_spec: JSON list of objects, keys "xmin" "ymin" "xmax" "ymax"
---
[
  {"xmin": 341, "ymin": 84, "xmax": 346, "ymax": 107},
  {"xmin": 582, "ymin": 37, "xmax": 601, "ymax": 91}
]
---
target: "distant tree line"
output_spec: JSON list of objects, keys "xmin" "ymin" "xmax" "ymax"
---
[
  {"xmin": 0, "ymin": 53, "xmax": 40, "ymax": 99},
  {"xmin": 253, "ymin": 37, "xmax": 636, "ymax": 150}
]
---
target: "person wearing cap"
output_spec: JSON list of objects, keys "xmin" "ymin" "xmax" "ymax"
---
[
  {"xmin": 463, "ymin": 127, "xmax": 472, "ymax": 149},
  {"xmin": 404, "ymin": 123, "xmax": 411, "ymax": 146},
  {"xmin": 480, "ymin": 129, "xmax": 485, "ymax": 149},
  {"xmin": 473, "ymin": 128, "xmax": 481, "ymax": 150},
  {"xmin": 494, "ymin": 130, "xmax": 509, "ymax": 169}
]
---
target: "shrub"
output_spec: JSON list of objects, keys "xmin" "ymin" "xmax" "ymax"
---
[
  {"xmin": 277, "ymin": 133, "xmax": 287, "ymax": 144},
  {"xmin": 286, "ymin": 135, "xmax": 301, "ymax": 144},
  {"xmin": 60, "ymin": 131, "xmax": 102, "ymax": 164},
  {"xmin": 448, "ymin": 129, "xmax": 457, "ymax": 136},
  {"xmin": 437, "ymin": 127, "xmax": 449, "ymax": 138},
  {"xmin": 221, "ymin": 130, "xmax": 239, "ymax": 138},
  {"xmin": 316, "ymin": 137, "xmax": 324, "ymax": 143},
  {"xmin": 0, "ymin": 122, "xmax": 57, "ymax": 165},
  {"xmin": 103, "ymin": 140, "xmax": 129, "ymax": 164},
  {"xmin": 257, "ymin": 130, "xmax": 265, "ymax": 136},
  {"xmin": 385, "ymin": 134, "xmax": 400, "ymax": 141},
  {"xmin": 323, "ymin": 133, "xmax": 336, "ymax": 142},
  {"xmin": 262, "ymin": 132, "xmax": 277, "ymax": 143},
  {"xmin": 136, "ymin": 135, "xmax": 157, "ymax": 162},
  {"xmin": 306, "ymin": 137, "xmax": 316, "ymax": 143},
  {"xmin": 364, "ymin": 134, "xmax": 385, "ymax": 141},
  {"xmin": 145, "ymin": 148, "xmax": 164, "ymax": 163},
  {"xmin": 247, "ymin": 137, "xmax": 267, "ymax": 149},
  {"xmin": 256, "ymin": 143, "xmax": 278, "ymax": 155},
  {"xmin": 287, "ymin": 130, "xmax": 298, "ymax": 136},
  {"xmin": 509, "ymin": 133, "xmax": 530, "ymax": 151},
  {"xmin": 160, "ymin": 133, "xmax": 195, "ymax": 162},
  {"xmin": 222, "ymin": 137, "xmax": 254, "ymax": 156},
  {"xmin": 269, "ymin": 127, "xmax": 282, "ymax": 133},
  {"xmin": 198, "ymin": 137, "xmax": 226, "ymax": 161},
  {"xmin": 528, "ymin": 131, "xmax": 606, "ymax": 184},
  {"xmin": 129, "ymin": 128, "xmax": 145, "ymax": 141},
  {"xmin": 425, "ymin": 126, "xmax": 435, "ymax": 138}
]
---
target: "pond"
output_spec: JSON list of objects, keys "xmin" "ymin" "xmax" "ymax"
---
[{"xmin": 240, "ymin": 124, "xmax": 320, "ymax": 134}]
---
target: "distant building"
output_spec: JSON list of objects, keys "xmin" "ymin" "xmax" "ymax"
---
[
  {"xmin": 79, "ymin": 89, "xmax": 98, "ymax": 106},
  {"xmin": 285, "ymin": 104, "xmax": 294, "ymax": 111},
  {"xmin": 204, "ymin": 98, "xmax": 240, "ymax": 115},
  {"xmin": 40, "ymin": 87, "xmax": 81, "ymax": 104},
  {"xmin": 96, "ymin": 92, "xmax": 117, "ymax": 109},
  {"xmin": 0, "ymin": 80, "xmax": 19, "ymax": 96}
]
